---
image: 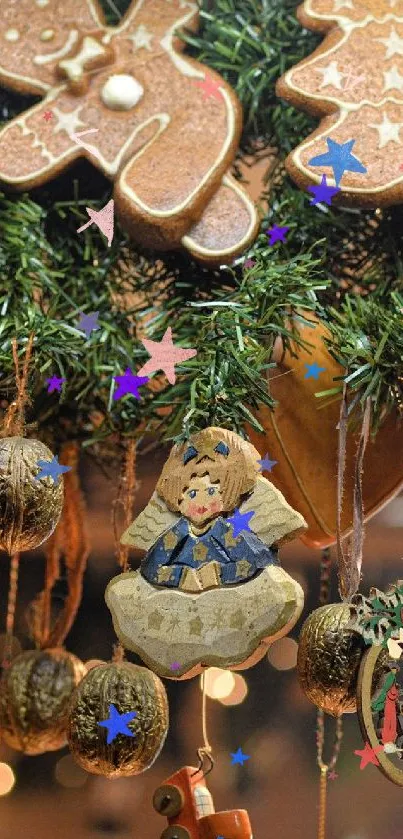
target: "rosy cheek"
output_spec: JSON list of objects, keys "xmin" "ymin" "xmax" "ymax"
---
[
  {"xmin": 209, "ymin": 500, "xmax": 222, "ymax": 514},
  {"xmin": 187, "ymin": 502, "xmax": 200, "ymax": 517}
]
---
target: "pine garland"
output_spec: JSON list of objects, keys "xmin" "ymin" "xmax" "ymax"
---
[{"xmin": 0, "ymin": 0, "xmax": 401, "ymax": 450}]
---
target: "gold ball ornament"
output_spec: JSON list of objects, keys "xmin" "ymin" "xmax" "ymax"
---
[
  {"xmin": 0, "ymin": 648, "xmax": 86, "ymax": 754},
  {"xmin": 297, "ymin": 603, "xmax": 367, "ymax": 717},
  {"xmin": 0, "ymin": 437, "xmax": 64, "ymax": 553},
  {"xmin": 67, "ymin": 661, "xmax": 169, "ymax": 778}
]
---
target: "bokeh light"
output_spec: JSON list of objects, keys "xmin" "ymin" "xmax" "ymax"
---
[
  {"xmin": 267, "ymin": 637, "xmax": 298, "ymax": 671},
  {"xmin": 219, "ymin": 673, "xmax": 248, "ymax": 706},
  {"xmin": 0, "ymin": 763, "xmax": 15, "ymax": 795},
  {"xmin": 55, "ymin": 755, "xmax": 88, "ymax": 789},
  {"xmin": 200, "ymin": 667, "xmax": 236, "ymax": 699}
]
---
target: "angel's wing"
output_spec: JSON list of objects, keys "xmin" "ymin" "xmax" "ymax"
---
[
  {"xmin": 120, "ymin": 492, "xmax": 180, "ymax": 551},
  {"xmin": 240, "ymin": 476, "xmax": 307, "ymax": 547}
]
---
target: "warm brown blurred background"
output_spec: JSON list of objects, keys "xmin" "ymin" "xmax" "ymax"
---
[{"xmin": 0, "ymin": 442, "xmax": 402, "ymax": 839}]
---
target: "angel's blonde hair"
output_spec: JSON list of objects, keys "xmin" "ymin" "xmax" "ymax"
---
[{"xmin": 156, "ymin": 427, "xmax": 260, "ymax": 514}]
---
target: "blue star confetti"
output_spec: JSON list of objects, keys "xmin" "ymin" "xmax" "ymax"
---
[
  {"xmin": 308, "ymin": 174, "xmax": 341, "ymax": 206},
  {"xmin": 266, "ymin": 224, "xmax": 289, "ymax": 246},
  {"xmin": 304, "ymin": 362, "xmax": 326, "ymax": 380},
  {"xmin": 113, "ymin": 368, "xmax": 149, "ymax": 401},
  {"xmin": 230, "ymin": 748, "xmax": 250, "ymax": 766},
  {"xmin": 35, "ymin": 456, "xmax": 72, "ymax": 484},
  {"xmin": 98, "ymin": 703, "xmax": 137, "ymax": 745},
  {"xmin": 258, "ymin": 454, "xmax": 278, "ymax": 473},
  {"xmin": 309, "ymin": 138, "xmax": 367, "ymax": 187},
  {"xmin": 227, "ymin": 508, "xmax": 254, "ymax": 538}
]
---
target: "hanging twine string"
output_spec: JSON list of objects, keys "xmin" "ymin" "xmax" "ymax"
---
[
  {"xmin": 315, "ymin": 548, "xmax": 344, "ymax": 839},
  {"xmin": 193, "ymin": 671, "xmax": 214, "ymax": 776},
  {"xmin": 2, "ymin": 552, "xmax": 21, "ymax": 669},
  {"xmin": 1, "ymin": 334, "xmax": 34, "ymax": 439},
  {"xmin": 112, "ymin": 439, "xmax": 137, "ymax": 573},
  {"xmin": 1, "ymin": 335, "xmax": 34, "ymax": 670},
  {"xmin": 27, "ymin": 442, "xmax": 90, "ymax": 650},
  {"xmin": 336, "ymin": 385, "xmax": 372, "ymax": 600},
  {"xmin": 110, "ymin": 439, "xmax": 137, "ymax": 661}
]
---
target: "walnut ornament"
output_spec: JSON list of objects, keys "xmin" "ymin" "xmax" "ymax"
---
[
  {"xmin": 0, "ymin": 648, "xmax": 86, "ymax": 755},
  {"xmin": 297, "ymin": 603, "xmax": 387, "ymax": 717},
  {"xmin": 0, "ymin": 437, "xmax": 64, "ymax": 554},
  {"xmin": 67, "ymin": 661, "xmax": 169, "ymax": 778}
]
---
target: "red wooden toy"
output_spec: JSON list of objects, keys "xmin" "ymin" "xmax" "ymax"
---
[{"xmin": 153, "ymin": 765, "xmax": 254, "ymax": 839}]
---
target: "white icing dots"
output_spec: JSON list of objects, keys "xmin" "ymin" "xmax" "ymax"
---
[
  {"xmin": 101, "ymin": 74, "xmax": 144, "ymax": 111},
  {"xmin": 40, "ymin": 29, "xmax": 55, "ymax": 41},
  {"xmin": 5, "ymin": 29, "xmax": 20, "ymax": 42}
]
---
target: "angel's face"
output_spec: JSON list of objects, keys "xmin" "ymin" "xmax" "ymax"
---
[{"xmin": 180, "ymin": 475, "xmax": 223, "ymax": 526}]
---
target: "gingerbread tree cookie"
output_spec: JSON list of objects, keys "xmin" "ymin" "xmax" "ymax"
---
[
  {"xmin": 276, "ymin": 0, "xmax": 403, "ymax": 207},
  {"xmin": 0, "ymin": 0, "xmax": 259, "ymax": 264}
]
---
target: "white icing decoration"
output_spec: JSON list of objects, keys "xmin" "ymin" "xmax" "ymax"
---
[
  {"xmin": 36, "ymin": 0, "xmax": 50, "ymax": 6},
  {"xmin": 101, "ymin": 74, "xmax": 144, "ymax": 110},
  {"xmin": 127, "ymin": 24, "xmax": 153, "ymax": 52},
  {"xmin": 369, "ymin": 112, "xmax": 403, "ymax": 147},
  {"xmin": 40, "ymin": 30, "xmax": 55, "ymax": 42},
  {"xmin": 377, "ymin": 26, "xmax": 403, "ymax": 59},
  {"xmin": 160, "ymin": 5, "xmax": 204, "ymax": 78},
  {"xmin": 333, "ymin": 0, "xmax": 353, "ymax": 9},
  {"xmin": 34, "ymin": 30, "xmax": 79, "ymax": 65},
  {"xmin": 52, "ymin": 105, "xmax": 86, "ymax": 136},
  {"xmin": 383, "ymin": 65, "xmax": 403, "ymax": 91},
  {"xmin": 119, "ymin": 85, "xmax": 236, "ymax": 217},
  {"xmin": 58, "ymin": 36, "xmax": 106, "ymax": 82},
  {"xmin": 5, "ymin": 29, "xmax": 20, "ymax": 42},
  {"xmin": 316, "ymin": 60, "xmax": 345, "ymax": 90}
]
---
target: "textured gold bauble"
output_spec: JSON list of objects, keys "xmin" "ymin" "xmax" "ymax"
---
[
  {"xmin": 0, "ymin": 437, "xmax": 64, "ymax": 553},
  {"xmin": 0, "ymin": 648, "xmax": 86, "ymax": 754},
  {"xmin": 67, "ymin": 661, "xmax": 169, "ymax": 778},
  {"xmin": 297, "ymin": 603, "xmax": 367, "ymax": 717}
]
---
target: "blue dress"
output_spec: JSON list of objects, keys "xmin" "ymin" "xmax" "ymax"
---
[{"xmin": 141, "ymin": 516, "xmax": 279, "ymax": 588}]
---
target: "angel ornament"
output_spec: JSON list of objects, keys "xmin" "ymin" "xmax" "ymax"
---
[{"xmin": 106, "ymin": 428, "xmax": 307, "ymax": 679}]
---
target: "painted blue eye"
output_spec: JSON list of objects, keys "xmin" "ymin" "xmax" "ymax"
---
[
  {"xmin": 207, "ymin": 487, "xmax": 216, "ymax": 496},
  {"xmin": 183, "ymin": 445, "xmax": 198, "ymax": 465},
  {"xmin": 188, "ymin": 489, "xmax": 197, "ymax": 499},
  {"xmin": 214, "ymin": 442, "xmax": 229, "ymax": 457}
]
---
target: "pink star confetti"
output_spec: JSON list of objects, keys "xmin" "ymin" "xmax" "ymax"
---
[
  {"xmin": 137, "ymin": 327, "xmax": 197, "ymax": 385},
  {"xmin": 43, "ymin": 110, "xmax": 53, "ymax": 121},
  {"xmin": 195, "ymin": 74, "xmax": 222, "ymax": 101},
  {"xmin": 243, "ymin": 258, "xmax": 255, "ymax": 269},
  {"xmin": 71, "ymin": 128, "xmax": 104, "ymax": 164},
  {"xmin": 77, "ymin": 198, "xmax": 114, "ymax": 247},
  {"xmin": 342, "ymin": 71, "xmax": 365, "ymax": 92},
  {"xmin": 328, "ymin": 770, "xmax": 338, "ymax": 781},
  {"xmin": 354, "ymin": 742, "xmax": 383, "ymax": 770}
]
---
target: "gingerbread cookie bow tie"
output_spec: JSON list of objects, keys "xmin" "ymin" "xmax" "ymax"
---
[
  {"xmin": 277, "ymin": 0, "xmax": 403, "ymax": 207},
  {"xmin": 0, "ymin": 0, "xmax": 258, "ymax": 264}
]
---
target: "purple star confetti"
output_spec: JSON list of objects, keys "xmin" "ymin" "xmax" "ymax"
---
[
  {"xmin": 77, "ymin": 311, "xmax": 100, "ymax": 338},
  {"xmin": 170, "ymin": 662, "xmax": 181, "ymax": 671},
  {"xmin": 266, "ymin": 224, "xmax": 289, "ymax": 246},
  {"xmin": 113, "ymin": 368, "xmax": 149, "ymax": 401},
  {"xmin": 308, "ymin": 174, "xmax": 341, "ymax": 206},
  {"xmin": 257, "ymin": 454, "xmax": 277, "ymax": 473},
  {"xmin": 45, "ymin": 375, "xmax": 66, "ymax": 394},
  {"xmin": 227, "ymin": 508, "xmax": 254, "ymax": 538}
]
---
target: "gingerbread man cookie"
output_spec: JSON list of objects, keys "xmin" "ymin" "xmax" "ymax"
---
[
  {"xmin": 276, "ymin": 0, "xmax": 403, "ymax": 207},
  {"xmin": 0, "ymin": 0, "xmax": 259, "ymax": 264}
]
